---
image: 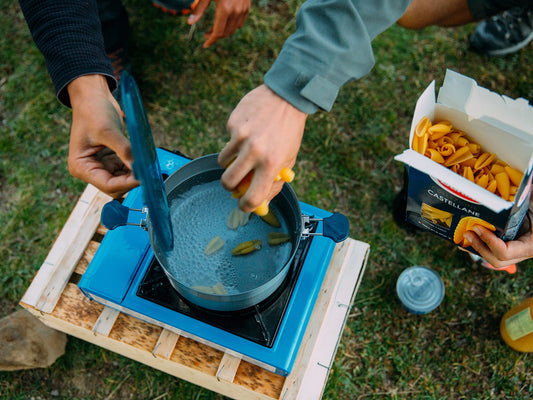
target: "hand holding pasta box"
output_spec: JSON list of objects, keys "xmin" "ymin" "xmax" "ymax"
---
[{"xmin": 395, "ymin": 69, "xmax": 533, "ymax": 256}]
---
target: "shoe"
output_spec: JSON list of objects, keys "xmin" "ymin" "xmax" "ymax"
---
[
  {"xmin": 152, "ymin": 0, "xmax": 199, "ymax": 15},
  {"xmin": 470, "ymin": 7, "xmax": 533, "ymax": 56},
  {"xmin": 106, "ymin": 47, "xmax": 132, "ymax": 106}
]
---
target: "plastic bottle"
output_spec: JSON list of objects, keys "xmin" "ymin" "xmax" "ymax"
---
[{"xmin": 500, "ymin": 297, "xmax": 533, "ymax": 352}]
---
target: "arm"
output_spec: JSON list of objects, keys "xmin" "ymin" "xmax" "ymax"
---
[
  {"xmin": 19, "ymin": 0, "xmax": 138, "ymax": 197},
  {"xmin": 187, "ymin": 0, "xmax": 251, "ymax": 48},
  {"xmin": 18, "ymin": 0, "xmax": 116, "ymax": 106},
  {"xmin": 219, "ymin": 0, "xmax": 412, "ymax": 212}
]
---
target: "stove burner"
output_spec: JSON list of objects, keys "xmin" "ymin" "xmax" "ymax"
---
[{"xmin": 137, "ymin": 224, "xmax": 316, "ymax": 347}]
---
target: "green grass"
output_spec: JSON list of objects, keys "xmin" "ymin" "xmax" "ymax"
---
[{"xmin": 1, "ymin": 0, "xmax": 533, "ymax": 398}]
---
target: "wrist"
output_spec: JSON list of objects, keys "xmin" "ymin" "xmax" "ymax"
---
[{"xmin": 68, "ymin": 74, "xmax": 112, "ymax": 108}]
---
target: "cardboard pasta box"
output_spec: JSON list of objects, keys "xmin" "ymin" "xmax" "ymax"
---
[{"xmin": 395, "ymin": 69, "xmax": 533, "ymax": 253}]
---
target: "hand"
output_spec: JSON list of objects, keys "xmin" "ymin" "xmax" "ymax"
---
[
  {"xmin": 187, "ymin": 0, "xmax": 251, "ymax": 48},
  {"xmin": 218, "ymin": 84, "xmax": 307, "ymax": 212},
  {"xmin": 463, "ymin": 214, "xmax": 533, "ymax": 268},
  {"xmin": 67, "ymin": 75, "xmax": 139, "ymax": 198}
]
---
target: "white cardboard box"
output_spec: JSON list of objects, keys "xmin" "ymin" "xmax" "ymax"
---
[{"xmin": 395, "ymin": 70, "xmax": 533, "ymax": 250}]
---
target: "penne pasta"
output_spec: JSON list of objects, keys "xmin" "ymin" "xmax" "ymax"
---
[{"xmin": 413, "ymin": 116, "xmax": 525, "ymax": 202}]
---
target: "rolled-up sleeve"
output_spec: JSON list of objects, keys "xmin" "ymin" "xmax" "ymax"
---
[{"xmin": 264, "ymin": 0, "xmax": 412, "ymax": 114}]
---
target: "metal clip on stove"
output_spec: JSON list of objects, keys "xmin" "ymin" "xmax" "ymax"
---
[{"xmin": 101, "ymin": 200, "xmax": 148, "ymax": 230}]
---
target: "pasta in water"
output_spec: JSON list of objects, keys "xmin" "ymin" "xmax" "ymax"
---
[{"xmin": 413, "ymin": 116, "xmax": 524, "ymax": 201}]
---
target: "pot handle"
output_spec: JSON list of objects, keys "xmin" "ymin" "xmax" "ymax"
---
[
  {"xmin": 322, "ymin": 213, "xmax": 350, "ymax": 242},
  {"xmin": 101, "ymin": 200, "xmax": 147, "ymax": 230},
  {"xmin": 302, "ymin": 212, "xmax": 349, "ymax": 243}
]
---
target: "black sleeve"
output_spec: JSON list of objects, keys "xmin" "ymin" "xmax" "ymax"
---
[{"xmin": 18, "ymin": 0, "xmax": 116, "ymax": 107}]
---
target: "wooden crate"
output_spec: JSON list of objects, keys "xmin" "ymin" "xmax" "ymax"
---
[{"xmin": 20, "ymin": 185, "xmax": 369, "ymax": 400}]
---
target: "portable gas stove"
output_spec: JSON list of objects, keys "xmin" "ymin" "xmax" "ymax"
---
[{"xmin": 79, "ymin": 149, "xmax": 344, "ymax": 376}]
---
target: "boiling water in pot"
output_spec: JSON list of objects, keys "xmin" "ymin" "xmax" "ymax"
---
[{"xmin": 165, "ymin": 180, "xmax": 292, "ymax": 295}]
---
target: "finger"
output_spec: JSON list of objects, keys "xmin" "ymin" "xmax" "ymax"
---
[
  {"xmin": 221, "ymin": 154, "xmax": 253, "ymax": 192},
  {"xmin": 218, "ymin": 140, "xmax": 240, "ymax": 169},
  {"xmin": 464, "ymin": 231, "xmax": 524, "ymax": 268},
  {"xmin": 97, "ymin": 126, "xmax": 135, "ymax": 170},
  {"xmin": 187, "ymin": 0, "xmax": 210, "ymax": 25},
  {"xmin": 470, "ymin": 226, "xmax": 508, "ymax": 255},
  {"xmin": 238, "ymin": 165, "xmax": 278, "ymax": 212},
  {"xmin": 203, "ymin": 20, "xmax": 226, "ymax": 48}
]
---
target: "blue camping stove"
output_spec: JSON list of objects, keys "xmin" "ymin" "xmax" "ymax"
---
[{"xmin": 79, "ymin": 149, "xmax": 342, "ymax": 376}]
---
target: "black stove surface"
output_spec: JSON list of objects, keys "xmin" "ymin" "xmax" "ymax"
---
[{"xmin": 136, "ymin": 227, "xmax": 316, "ymax": 348}]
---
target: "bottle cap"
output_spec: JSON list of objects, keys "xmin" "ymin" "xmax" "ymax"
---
[{"xmin": 396, "ymin": 265, "xmax": 445, "ymax": 314}]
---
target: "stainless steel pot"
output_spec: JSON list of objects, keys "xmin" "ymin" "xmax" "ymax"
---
[{"xmin": 101, "ymin": 72, "xmax": 348, "ymax": 312}]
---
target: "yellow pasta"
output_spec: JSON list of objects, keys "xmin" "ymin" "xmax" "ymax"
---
[
  {"xmin": 412, "ymin": 116, "xmax": 525, "ymax": 201},
  {"xmin": 495, "ymin": 172, "xmax": 511, "ymax": 201},
  {"xmin": 444, "ymin": 146, "xmax": 473, "ymax": 167},
  {"xmin": 425, "ymin": 148, "xmax": 445, "ymax": 164},
  {"xmin": 415, "ymin": 116, "xmax": 431, "ymax": 137},
  {"xmin": 453, "ymin": 216, "xmax": 496, "ymax": 247},
  {"xmin": 463, "ymin": 167, "xmax": 475, "ymax": 182},
  {"xmin": 490, "ymin": 164, "xmax": 506, "ymax": 175},
  {"xmin": 505, "ymin": 166, "xmax": 524, "ymax": 187}
]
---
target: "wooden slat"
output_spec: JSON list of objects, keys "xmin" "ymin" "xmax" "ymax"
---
[
  {"xmin": 93, "ymin": 306, "xmax": 120, "ymax": 337},
  {"xmin": 21, "ymin": 185, "xmax": 111, "ymax": 313},
  {"xmin": 280, "ymin": 239, "xmax": 369, "ymax": 400},
  {"xmin": 152, "ymin": 329, "xmax": 181, "ymax": 359},
  {"xmin": 217, "ymin": 353, "xmax": 242, "ymax": 383}
]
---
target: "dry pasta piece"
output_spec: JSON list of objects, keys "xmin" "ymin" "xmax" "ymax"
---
[
  {"xmin": 449, "ymin": 132, "xmax": 465, "ymax": 143},
  {"xmin": 444, "ymin": 146, "xmax": 473, "ymax": 167},
  {"xmin": 467, "ymin": 143, "xmax": 481, "ymax": 155},
  {"xmin": 495, "ymin": 172, "xmax": 511, "ymax": 200},
  {"xmin": 474, "ymin": 153, "xmax": 496, "ymax": 170},
  {"xmin": 463, "ymin": 167, "xmax": 475, "ymax": 182},
  {"xmin": 437, "ymin": 136, "xmax": 454, "ymax": 146},
  {"xmin": 455, "ymin": 137, "xmax": 469, "ymax": 147},
  {"xmin": 504, "ymin": 166, "xmax": 524, "ymax": 187},
  {"xmin": 415, "ymin": 116, "xmax": 431, "ymax": 137},
  {"xmin": 460, "ymin": 158, "xmax": 477, "ymax": 168},
  {"xmin": 453, "ymin": 216, "xmax": 496, "ymax": 247},
  {"xmin": 413, "ymin": 132, "xmax": 429, "ymax": 155},
  {"xmin": 475, "ymin": 173, "xmax": 489, "ymax": 189},
  {"xmin": 486, "ymin": 179, "xmax": 497, "ymax": 194},
  {"xmin": 490, "ymin": 164, "xmax": 506, "ymax": 175},
  {"xmin": 453, "ymin": 217, "xmax": 469, "ymax": 246},
  {"xmin": 428, "ymin": 123, "xmax": 452, "ymax": 140},
  {"xmin": 425, "ymin": 148, "xmax": 445, "ymax": 164},
  {"xmin": 440, "ymin": 144, "xmax": 455, "ymax": 156}
]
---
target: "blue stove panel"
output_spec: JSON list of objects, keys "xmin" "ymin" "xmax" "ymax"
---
[{"xmin": 79, "ymin": 149, "xmax": 337, "ymax": 376}]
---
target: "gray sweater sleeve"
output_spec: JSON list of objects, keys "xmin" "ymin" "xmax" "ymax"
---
[{"xmin": 264, "ymin": 0, "xmax": 413, "ymax": 114}]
